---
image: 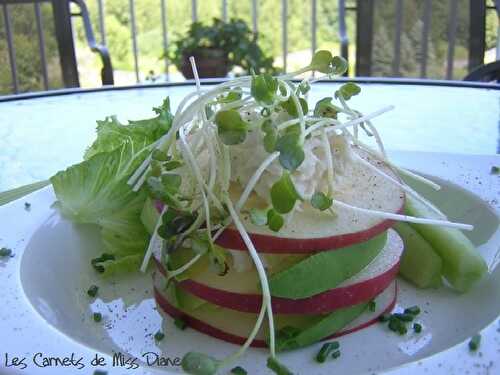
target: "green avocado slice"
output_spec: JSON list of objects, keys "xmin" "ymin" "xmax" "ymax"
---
[
  {"xmin": 167, "ymin": 283, "xmax": 369, "ymax": 352},
  {"xmin": 269, "ymin": 231, "xmax": 387, "ymax": 299},
  {"xmin": 275, "ymin": 302, "xmax": 368, "ymax": 351}
]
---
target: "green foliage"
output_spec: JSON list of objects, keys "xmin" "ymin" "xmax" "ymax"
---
[
  {"xmin": 270, "ymin": 173, "xmax": 301, "ymax": 214},
  {"xmin": 0, "ymin": 3, "xmax": 62, "ymax": 94},
  {"xmin": 215, "ymin": 109, "xmax": 248, "ymax": 145},
  {"xmin": 310, "ymin": 192, "xmax": 333, "ymax": 211},
  {"xmin": 167, "ymin": 18, "xmax": 277, "ymax": 75}
]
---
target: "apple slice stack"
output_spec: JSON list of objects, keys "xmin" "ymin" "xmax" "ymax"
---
[
  {"xmin": 151, "ymin": 152, "xmax": 408, "ymax": 350},
  {"xmin": 153, "ymin": 225, "xmax": 404, "ymax": 350}
]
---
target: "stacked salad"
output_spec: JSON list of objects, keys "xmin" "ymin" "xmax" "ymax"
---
[{"xmin": 48, "ymin": 51, "xmax": 488, "ymax": 374}]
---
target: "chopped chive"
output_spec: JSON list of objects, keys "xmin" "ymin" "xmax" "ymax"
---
[
  {"xmin": 413, "ymin": 323, "xmax": 422, "ymax": 333},
  {"xmin": 231, "ymin": 366, "xmax": 248, "ymax": 375},
  {"xmin": 267, "ymin": 357, "xmax": 293, "ymax": 375},
  {"xmin": 87, "ymin": 285, "xmax": 99, "ymax": 298},
  {"xmin": 388, "ymin": 317, "xmax": 403, "ymax": 333},
  {"xmin": 490, "ymin": 166, "xmax": 500, "ymax": 175},
  {"xmin": 368, "ymin": 300, "xmax": 376, "ymax": 312},
  {"xmin": 0, "ymin": 247, "xmax": 12, "ymax": 257},
  {"xmin": 315, "ymin": 341, "xmax": 339, "ymax": 363},
  {"xmin": 393, "ymin": 313, "xmax": 414, "ymax": 322},
  {"xmin": 24, "ymin": 202, "xmax": 31, "ymax": 210},
  {"xmin": 404, "ymin": 306, "xmax": 421, "ymax": 316},
  {"xmin": 174, "ymin": 317, "xmax": 187, "ymax": 330},
  {"xmin": 93, "ymin": 312, "xmax": 102, "ymax": 322},
  {"xmin": 398, "ymin": 325, "xmax": 408, "ymax": 335},
  {"xmin": 331, "ymin": 350, "xmax": 341, "ymax": 359},
  {"xmin": 154, "ymin": 331, "xmax": 165, "ymax": 341},
  {"xmin": 468, "ymin": 334, "xmax": 481, "ymax": 351},
  {"xmin": 378, "ymin": 313, "xmax": 391, "ymax": 322}
]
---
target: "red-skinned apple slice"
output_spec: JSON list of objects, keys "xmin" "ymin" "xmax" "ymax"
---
[
  {"xmin": 150, "ymin": 150, "xmax": 405, "ymax": 254},
  {"xmin": 154, "ymin": 279, "xmax": 397, "ymax": 348},
  {"xmin": 155, "ymin": 230, "xmax": 402, "ymax": 314}
]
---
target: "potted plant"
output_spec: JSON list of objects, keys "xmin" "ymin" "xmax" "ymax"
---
[{"xmin": 168, "ymin": 18, "xmax": 278, "ymax": 79}]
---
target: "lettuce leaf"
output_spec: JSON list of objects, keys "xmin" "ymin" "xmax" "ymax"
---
[
  {"xmin": 84, "ymin": 98, "xmax": 173, "ymax": 159},
  {"xmin": 50, "ymin": 99, "xmax": 173, "ymax": 276}
]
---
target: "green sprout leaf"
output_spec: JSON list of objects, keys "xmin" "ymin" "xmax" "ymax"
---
[
  {"xmin": 309, "ymin": 50, "xmax": 333, "ymax": 74},
  {"xmin": 313, "ymin": 97, "xmax": 341, "ymax": 119},
  {"xmin": 217, "ymin": 89, "xmax": 242, "ymax": 104},
  {"xmin": 249, "ymin": 208, "xmax": 268, "ymax": 226},
  {"xmin": 276, "ymin": 133, "xmax": 305, "ymax": 171},
  {"xmin": 161, "ymin": 174, "xmax": 182, "ymax": 193},
  {"xmin": 267, "ymin": 357, "xmax": 294, "ymax": 375},
  {"xmin": 152, "ymin": 149, "xmax": 169, "ymax": 161},
  {"xmin": 263, "ymin": 129, "xmax": 278, "ymax": 153},
  {"xmin": 215, "ymin": 110, "xmax": 248, "ymax": 145},
  {"xmin": 271, "ymin": 173, "xmax": 301, "ymax": 214},
  {"xmin": 157, "ymin": 209, "xmax": 197, "ymax": 240},
  {"xmin": 181, "ymin": 352, "xmax": 220, "ymax": 375},
  {"xmin": 251, "ymin": 73, "xmax": 278, "ymax": 105},
  {"xmin": 267, "ymin": 209, "xmax": 284, "ymax": 232},
  {"xmin": 331, "ymin": 56, "xmax": 348, "ymax": 75},
  {"xmin": 164, "ymin": 160, "xmax": 183, "ymax": 171},
  {"xmin": 310, "ymin": 192, "xmax": 333, "ymax": 211},
  {"xmin": 208, "ymin": 242, "xmax": 229, "ymax": 276},
  {"xmin": 146, "ymin": 174, "xmax": 183, "ymax": 208},
  {"xmin": 297, "ymin": 81, "xmax": 311, "ymax": 95},
  {"xmin": 280, "ymin": 97, "xmax": 308, "ymax": 118},
  {"xmin": 335, "ymin": 82, "xmax": 361, "ymax": 100}
]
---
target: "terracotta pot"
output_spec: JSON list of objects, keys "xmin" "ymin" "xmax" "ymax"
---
[{"xmin": 180, "ymin": 48, "xmax": 230, "ymax": 79}]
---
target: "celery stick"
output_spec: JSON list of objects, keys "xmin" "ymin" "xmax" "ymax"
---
[
  {"xmin": 394, "ymin": 222, "xmax": 443, "ymax": 288},
  {"xmin": 405, "ymin": 195, "xmax": 487, "ymax": 292}
]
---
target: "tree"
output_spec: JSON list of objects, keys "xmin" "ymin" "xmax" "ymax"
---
[
  {"xmin": 371, "ymin": 25, "xmax": 393, "ymax": 77},
  {"xmin": 0, "ymin": 3, "xmax": 62, "ymax": 94}
]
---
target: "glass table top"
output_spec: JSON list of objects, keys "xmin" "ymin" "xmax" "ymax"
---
[{"xmin": 0, "ymin": 80, "xmax": 499, "ymax": 191}]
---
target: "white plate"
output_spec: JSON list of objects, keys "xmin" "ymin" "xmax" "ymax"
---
[{"xmin": 1, "ymin": 151, "xmax": 499, "ymax": 375}]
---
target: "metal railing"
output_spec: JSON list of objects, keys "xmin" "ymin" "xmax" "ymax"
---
[
  {"xmin": 0, "ymin": 0, "xmax": 497, "ymax": 94},
  {"xmin": 86, "ymin": 0, "xmax": 493, "ymax": 82},
  {"xmin": 0, "ymin": 0, "xmax": 112, "ymax": 94}
]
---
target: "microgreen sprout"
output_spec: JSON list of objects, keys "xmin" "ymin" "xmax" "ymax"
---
[
  {"xmin": 311, "ymin": 192, "xmax": 333, "ymax": 211},
  {"xmin": 267, "ymin": 208, "xmax": 285, "ymax": 232},
  {"xmin": 251, "ymin": 73, "xmax": 278, "ymax": 105},
  {"xmin": 335, "ymin": 82, "xmax": 361, "ymax": 101},
  {"xmin": 309, "ymin": 50, "xmax": 334, "ymax": 74},
  {"xmin": 181, "ymin": 352, "xmax": 220, "ymax": 375},
  {"xmin": 215, "ymin": 110, "xmax": 248, "ymax": 145},
  {"xmin": 271, "ymin": 173, "xmax": 302, "ymax": 214},
  {"xmin": 249, "ymin": 207, "xmax": 268, "ymax": 226}
]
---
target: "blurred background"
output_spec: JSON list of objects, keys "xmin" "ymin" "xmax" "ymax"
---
[{"xmin": 0, "ymin": 0, "xmax": 498, "ymax": 94}]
